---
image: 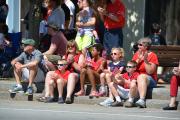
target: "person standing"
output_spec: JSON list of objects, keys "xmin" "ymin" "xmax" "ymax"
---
[
  {"xmin": 64, "ymin": 0, "xmax": 75, "ymax": 29},
  {"xmin": 47, "ymin": 0, "xmax": 65, "ymax": 29},
  {"xmin": 97, "ymin": 0, "xmax": 125, "ymax": 57}
]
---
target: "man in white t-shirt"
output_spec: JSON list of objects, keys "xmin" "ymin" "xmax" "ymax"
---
[{"xmin": 65, "ymin": 0, "xmax": 75, "ymax": 29}]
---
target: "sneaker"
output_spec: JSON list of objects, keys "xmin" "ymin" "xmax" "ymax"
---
[
  {"xmin": 99, "ymin": 98, "xmax": 114, "ymax": 107},
  {"xmin": 111, "ymin": 101, "xmax": 123, "ymax": 107},
  {"xmin": 44, "ymin": 97, "xmax": 54, "ymax": 103},
  {"xmin": 135, "ymin": 99, "xmax": 146, "ymax": 108},
  {"xmin": 25, "ymin": 86, "xmax": 33, "ymax": 95},
  {"xmin": 124, "ymin": 101, "xmax": 135, "ymax": 108},
  {"xmin": 58, "ymin": 97, "xmax": 64, "ymax": 104},
  {"xmin": 9, "ymin": 85, "xmax": 23, "ymax": 93},
  {"xmin": 65, "ymin": 97, "xmax": 72, "ymax": 104}
]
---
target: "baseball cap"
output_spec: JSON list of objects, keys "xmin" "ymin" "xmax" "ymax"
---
[{"xmin": 22, "ymin": 39, "xmax": 36, "ymax": 46}]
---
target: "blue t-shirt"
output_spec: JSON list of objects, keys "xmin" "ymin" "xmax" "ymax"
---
[{"xmin": 108, "ymin": 60, "xmax": 126, "ymax": 73}]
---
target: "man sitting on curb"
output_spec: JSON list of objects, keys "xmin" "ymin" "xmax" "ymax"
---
[{"xmin": 9, "ymin": 39, "xmax": 45, "ymax": 94}]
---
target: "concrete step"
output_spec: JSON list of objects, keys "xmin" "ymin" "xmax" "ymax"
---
[
  {"xmin": 0, "ymin": 91, "xmax": 179, "ymax": 110},
  {"xmin": 0, "ymin": 80, "xmax": 180, "ymax": 110},
  {"xmin": 0, "ymin": 80, "xmax": 179, "ymax": 100}
]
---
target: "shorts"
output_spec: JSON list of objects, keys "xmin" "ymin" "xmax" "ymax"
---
[
  {"xmin": 75, "ymin": 35, "xmax": 95, "ymax": 51},
  {"xmin": 117, "ymin": 85, "xmax": 129, "ymax": 100},
  {"xmin": 22, "ymin": 67, "xmax": 45, "ymax": 82},
  {"xmin": 147, "ymin": 75, "xmax": 157, "ymax": 89}
]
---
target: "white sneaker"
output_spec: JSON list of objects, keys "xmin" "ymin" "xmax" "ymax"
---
[
  {"xmin": 99, "ymin": 98, "xmax": 114, "ymax": 107},
  {"xmin": 135, "ymin": 99, "xmax": 146, "ymax": 108}
]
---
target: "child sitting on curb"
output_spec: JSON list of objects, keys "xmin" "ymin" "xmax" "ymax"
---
[
  {"xmin": 98, "ymin": 47, "xmax": 125, "ymax": 96},
  {"xmin": 45, "ymin": 59, "xmax": 71, "ymax": 104},
  {"xmin": 99, "ymin": 60, "xmax": 139, "ymax": 107}
]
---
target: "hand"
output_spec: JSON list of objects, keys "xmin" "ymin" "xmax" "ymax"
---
[
  {"xmin": 97, "ymin": 7, "xmax": 107, "ymax": 15},
  {"xmin": 144, "ymin": 51, "xmax": 148, "ymax": 62},
  {"xmin": 14, "ymin": 62, "xmax": 23, "ymax": 72}
]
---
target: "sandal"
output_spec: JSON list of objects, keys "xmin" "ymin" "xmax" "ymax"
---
[
  {"xmin": 89, "ymin": 91, "xmax": 99, "ymax": 98},
  {"xmin": 37, "ymin": 96, "xmax": 47, "ymax": 102},
  {"xmin": 75, "ymin": 90, "xmax": 85, "ymax": 96}
]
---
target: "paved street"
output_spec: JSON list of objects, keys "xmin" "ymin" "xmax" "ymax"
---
[{"xmin": 0, "ymin": 100, "xmax": 179, "ymax": 120}]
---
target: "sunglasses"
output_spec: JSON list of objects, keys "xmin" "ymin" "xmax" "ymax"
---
[
  {"xmin": 57, "ymin": 64, "xmax": 67, "ymax": 67},
  {"xmin": 138, "ymin": 43, "xmax": 143, "ymax": 46},
  {"xmin": 68, "ymin": 45, "xmax": 75, "ymax": 48},
  {"xmin": 111, "ymin": 53, "xmax": 118, "ymax": 56},
  {"xmin": 126, "ymin": 66, "xmax": 136, "ymax": 68}
]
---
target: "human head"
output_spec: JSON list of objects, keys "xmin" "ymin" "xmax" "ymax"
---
[
  {"xmin": 21, "ymin": 38, "xmax": 36, "ymax": 53},
  {"xmin": 138, "ymin": 37, "xmax": 152, "ymax": 51},
  {"xmin": 151, "ymin": 23, "xmax": 161, "ymax": 34},
  {"xmin": 90, "ymin": 43, "xmax": 103, "ymax": 57},
  {"xmin": 77, "ymin": 0, "xmax": 83, "ymax": 9},
  {"xmin": 111, "ymin": 47, "xmax": 124, "ymax": 61},
  {"xmin": 57, "ymin": 59, "xmax": 68, "ymax": 70},
  {"xmin": 82, "ymin": 0, "xmax": 93, "ymax": 8},
  {"xmin": 126, "ymin": 60, "xmax": 137, "ymax": 73},
  {"xmin": 47, "ymin": 0, "xmax": 61, "ymax": 9},
  {"xmin": 66, "ymin": 40, "xmax": 78, "ymax": 54}
]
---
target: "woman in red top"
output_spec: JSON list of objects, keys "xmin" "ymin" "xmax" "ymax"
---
[
  {"xmin": 97, "ymin": 0, "xmax": 125, "ymax": 56},
  {"xmin": 132, "ymin": 37, "xmax": 159, "ymax": 108},
  {"xmin": 75, "ymin": 43, "xmax": 106, "ymax": 97}
]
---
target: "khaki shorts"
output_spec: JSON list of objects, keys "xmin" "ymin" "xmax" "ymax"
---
[
  {"xmin": 22, "ymin": 67, "xmax": 45, "ymax": 82},
  {"xmin": 45, "ymin": 54, "xmax": 61, "ymax": 64}
]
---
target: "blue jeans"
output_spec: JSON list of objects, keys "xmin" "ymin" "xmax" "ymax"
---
[{"xmin": 103, "ymin": 28, "xmax": 123, "ymax": 55}]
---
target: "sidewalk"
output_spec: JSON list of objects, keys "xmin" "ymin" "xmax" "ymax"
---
[{"xmin": 0, "ymin": 79, "xmax": 179, "ymax": 110}]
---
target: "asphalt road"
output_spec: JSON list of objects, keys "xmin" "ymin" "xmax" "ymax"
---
[{"xmin": 0, "ymin": 100, "xmax": 179, "ymax": 120}]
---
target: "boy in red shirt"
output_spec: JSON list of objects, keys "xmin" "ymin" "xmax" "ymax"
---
[
  {"xmin": 99, "ymin": 60, "xmax": 139, "ymax": 107},
  {"xmin": 45, "ymin": 59, "xmax": 71, "ymax": 104}
]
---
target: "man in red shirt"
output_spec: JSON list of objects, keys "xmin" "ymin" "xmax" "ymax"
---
[{"xmin": 97, "ymin": 0, "xmax": 125, "ymax": 56}]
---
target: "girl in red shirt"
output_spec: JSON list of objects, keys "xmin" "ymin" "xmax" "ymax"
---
[{"xmin": 75, "ymin": 43, "xmax": 106, "ymax": 97}]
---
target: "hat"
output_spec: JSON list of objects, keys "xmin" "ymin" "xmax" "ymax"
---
[
  {"xmin": 45, "ymin": 22, "xmax": 60, "ymax": 31},
  {"xmin": 22, "ymin": 39, "xmax": 36, "ymax": 46}
]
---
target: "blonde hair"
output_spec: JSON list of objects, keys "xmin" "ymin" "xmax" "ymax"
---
[
  {"xmin": 66, "ymin": 40, "xmax": 79, "ymax": 54},
  {"xmin": 111, "ymin": 47, "xmax": 125, "ymax": 58}
]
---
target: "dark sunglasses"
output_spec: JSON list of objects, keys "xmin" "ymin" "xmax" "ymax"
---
[
  {"xmin": 126, "ymin": 66, "xmax": 136, "ymax": 68},
  {"xmin": 111, "ymin": 53, "xmax": 118, "ymax": 56},
  {"xmin": 57, "ymin": 64, "xmax": 67, "ymax": 67},
  {"xmin": 68, "ymin": 45, "xmax": 75, "ymax": 48},
  {"xmin": 138, "ymin": 43, "xmax": 143, "ymax": 46}
]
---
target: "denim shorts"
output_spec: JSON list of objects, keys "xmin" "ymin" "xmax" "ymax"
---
[{"xmin": 147, "ymin": 75, "xmax": 157, "ymax": 89}]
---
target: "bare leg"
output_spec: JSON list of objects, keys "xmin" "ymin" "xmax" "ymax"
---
[
  {"xmin": 86, "ymin": 68, "xmax": 97, "ymax": 92},
  {"xmin": 28, "ymin": 66, "xmax": 38, "ymax": 87},
  {"xmin": 49, "ymin": 80, "xmax": 55, "ymax": 98},
  {"xmin": 137, "ymin": 74, "xmax": 149, "ymax": 99},
  {"xmin": 66, "ymin": 73, "xmax": 78, "ymax": 98},
  {"xmin": 13, "ymin": 67, "xmax": 22, "ymax": 85},
  {"xmin": 57, "ymin": 78, "xmax": 66, "ymax": 98}
]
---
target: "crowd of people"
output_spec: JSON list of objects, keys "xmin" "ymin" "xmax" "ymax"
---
[{"xmin": 0, "ymin": 0, "xmax": 179, "ymax": 110}]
